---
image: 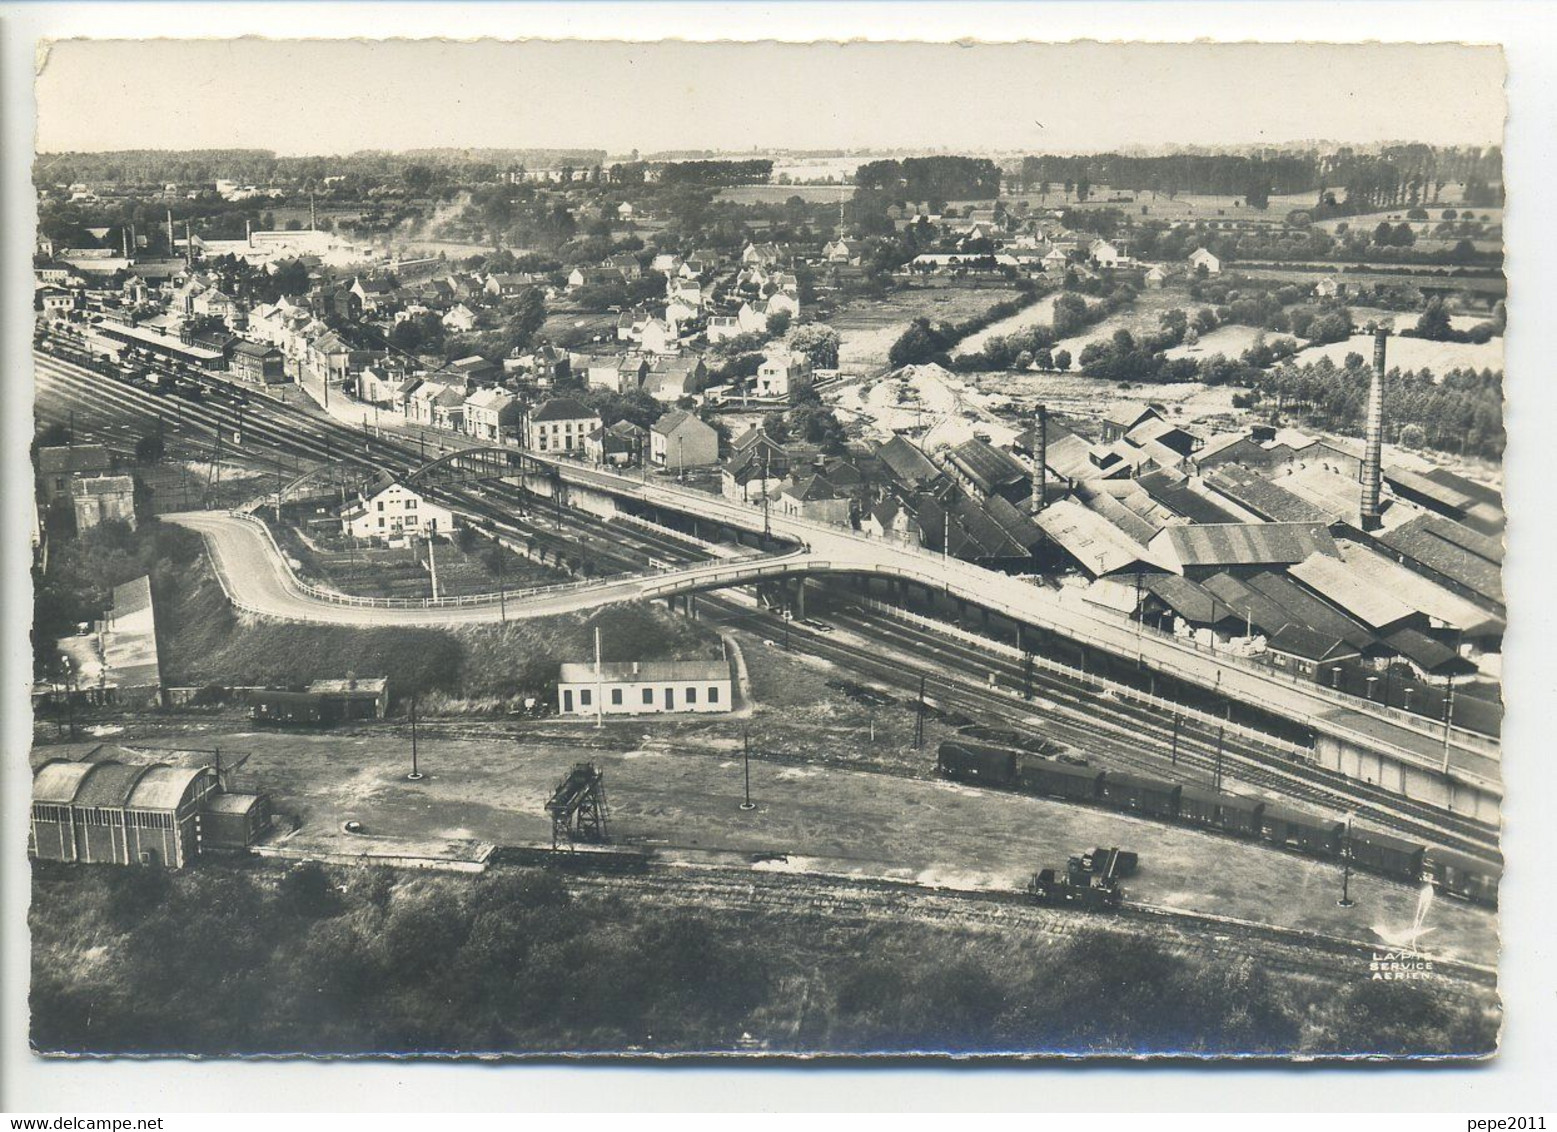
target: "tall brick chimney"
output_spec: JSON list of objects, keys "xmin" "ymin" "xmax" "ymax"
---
[
  {"xmin": 1032, "ymin": 404, "xmax": 1048, "ymax": 514},
  {"xmin": 1359, "ymin": 328, "xmax": 1388, "ymax": 532}
]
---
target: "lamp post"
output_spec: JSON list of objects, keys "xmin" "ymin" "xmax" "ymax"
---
[
  {"xmin": 1337, "ymin": 811, "xmax": 1356, "ymax": 907},
  {"xmin": 406, "ymin": 693, "xmax": 423, "ymax": 780},
  {"xmin": 1365, "ymin": 674, "xmax": 1379, "ymax": 702},
  {"xmin": 739, "ymin": 726, "xmax": 756, "ymax": 810}
]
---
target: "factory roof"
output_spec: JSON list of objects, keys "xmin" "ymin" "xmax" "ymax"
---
[
  {"xmin": 1329, "ymin": 542, "xmax": 1505, "ymax": 638},
  {"xmin": 1035, "ymin": 499, "xmax": 1159, "ymax": 577},
  {"xmin": 308, "ymin": 677, "xmax": 388, "ymax": 697},
  {"xmin": 30, "ymin": 759, "xmax": 100, "ymax": 805},
  {"xmin": 1199, "ymin": 573, "xmax": 1295, "ymax": 638},
  {"xmin": 1376, "ymin": 514, "xmax": 1504, "ymax": 606},
  {"xmin": 1241, "ymin": 570, "xmax": 1379, "ymax": 652},
  {"xmin": 1288, "ymin": 552, "xmax": 1420, "ymax": 631},
  {"xmin": 203, "ymin": 792, "xmax": 266, "ymax": 816},
  {"xmin": 1151, "ymin": 522, "xmax": 1339, "ymax": 572},
  {"xmin": 1141, "ymin": 574, "xmax": 1228, "ymax": 625},
  {"xmin": 1266, "ymin": 624, "xmax": 1362, "ymax": 664},
  {"xmin": 1205, "ymin": 466, "xmax": 1331, "ymax": 524},
  {"xmin": 1135, "ymin": 470, "xmax": 1244, "ymax": 526}
]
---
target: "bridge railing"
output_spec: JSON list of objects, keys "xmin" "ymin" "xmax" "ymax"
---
[
  {"xmin": 529, "ymin": 456, "xmax": 1499, "ymax": 761},
  {"xmin": 226, "ymin": 510, "xmax": 810, "ymax": 611}
]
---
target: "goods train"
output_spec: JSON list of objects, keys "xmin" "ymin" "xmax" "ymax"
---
[{"xmin": 936, "ymin": 739, "xmax": 1499, "ymax": 908}]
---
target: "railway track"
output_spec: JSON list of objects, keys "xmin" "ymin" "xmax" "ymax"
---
[
  {"xmin": 528, "ymin": 858, "xmax": 1496, "ymax": 993},
  {"xmin": 33, "ymin": 347, "xmax": 1500, "ymax": 857},
  {"xmin": 815, "ymin": 605, "xmax": 1501, "ymax": 856}
]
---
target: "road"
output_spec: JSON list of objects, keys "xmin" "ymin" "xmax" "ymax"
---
[
  {"xmin": 34, "ymin": 344, "xmax": 1498, "ymax": 796},
  {"xmin": 166, "ymin": 509, "xmax": 814, "ymax": 626}
]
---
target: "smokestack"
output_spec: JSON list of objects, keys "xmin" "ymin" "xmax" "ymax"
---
[
  {"xmin": 246, "ymin": 218, "xmax": 253, "ymax": 248},
  {"xmin": 121, "ymin": 227, "xmax": 130, "ymax": 258},
  {"xmin": 166, "ymin": 209, "xmax": 174, "ymax": 253},
  {"xmin": 310, "ymin": 192, "xmax": 317, "ymax": 232},
  {"xmin": 1032, "ymin": 404, "xmax": 1048, "ymax": 514},
  {"xmin": 1359, "ymin": 328, "xmax": 1388, "ymax": 532},
  {"xmin": 184, "ymin": 220, "xmax": 192, "ymax": 265}
]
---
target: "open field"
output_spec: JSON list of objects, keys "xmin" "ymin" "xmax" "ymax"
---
[
  {"xmin": 29, "ymin": 854, "xmax": 1496, "ymax": 1056},
  {"xmin": 1164, "ymin": 323, "xmax": 1282, "ymax": 361},
  {"xmin": 832, "ymin": 283, "xmax": 1022, "ymax": 371},
  {"xmin": 1047, "ymin": 287, "xmax": 1202, "ymax": 370},
  {"xmin": 717, "ymin": 184, "xmax": 854, "ymax": 205},
  {"xmin": 956, "ymin": 291, "xmax": 1066, "ymax": 354},
  {"xmin": 1292, "ymin": 332, "xmax": 1504, "ymax": 375}
]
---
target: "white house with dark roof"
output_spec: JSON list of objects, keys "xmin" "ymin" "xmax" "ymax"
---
[
  {"xmin": 526, "ymin": 397, "xmax": 601, "ymax": 454},
  {"xmin": 340, "ymin": 475, "xmax": 453, "ymax": 540}
]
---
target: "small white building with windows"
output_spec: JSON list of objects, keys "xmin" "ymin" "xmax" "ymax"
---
[
  {"xmin": 556, "ymin": 658, "xmax": 733, "ymax": 716},
  {"xmin": 340, "ymin": 475, "xmax": 454, "ymax": 540}
]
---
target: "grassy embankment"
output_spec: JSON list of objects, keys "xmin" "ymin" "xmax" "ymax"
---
[{"xmin": 29, "ymin": 859, "xmax": 1499, "ymax": 1058}]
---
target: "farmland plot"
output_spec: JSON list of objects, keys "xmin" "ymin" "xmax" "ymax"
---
[{"xmin": 832, "ymin": 284, "xmax": 1021, "ymax": 371}]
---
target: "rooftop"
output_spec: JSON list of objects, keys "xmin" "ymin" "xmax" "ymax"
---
[
  {"xmin": 558, "ymin": 659, "xmax": 730, "ymax": 684},
  {"xmin": 1152, "ymin": 522, "xmax": 1340, "ymax": 572}
]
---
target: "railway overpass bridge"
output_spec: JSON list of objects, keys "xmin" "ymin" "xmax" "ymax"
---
[{"xmin": 169, "ymin": 446, "xmax": 1502, "ymax": 821}]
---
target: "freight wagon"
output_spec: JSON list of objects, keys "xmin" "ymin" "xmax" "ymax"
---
[
  {"xmin": 936, "ymin": 741, "xmax": 1018, "ymax": 787},
  {"xmin": 1348, "ymin": 828, "xmax": 1427, "ymax": 884},
  {"xmin": 1422, "ymin": 847, "xmax": 1501, "ymax": 908},
  {"xmin": 1177, "ymin": 785, "xmax": 1266, "ymax": 838},
  {"xmin": 1018, "ymin": 761, "xmax": 1105, "ymax": 803},
  {"xmin": 1098, "ymin": 773, "xmax": 1182, "ymax": 819},
  {"xmin": 1260, "ymin": 804, "xmax": 1344, "ymax": 855}
]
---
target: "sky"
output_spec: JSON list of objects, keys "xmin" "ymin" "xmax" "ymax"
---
[{"xmin": 35, "ymin": 39, "xmax": 1506, "ymax": 157}]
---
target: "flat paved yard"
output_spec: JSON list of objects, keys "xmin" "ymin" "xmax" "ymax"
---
[{"xmin": 107, "ymin": 723, "xmax": 1498, "ymax": 965}]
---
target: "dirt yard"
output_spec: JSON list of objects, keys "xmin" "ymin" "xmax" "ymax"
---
[{"xmin": 32, "ymin": 718, "xmax": 1496, "ymax": 966}]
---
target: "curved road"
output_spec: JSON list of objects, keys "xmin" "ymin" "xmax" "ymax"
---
[{"xmin": 165, "ymin": 510, "xmax": 817, "ymax": 626}]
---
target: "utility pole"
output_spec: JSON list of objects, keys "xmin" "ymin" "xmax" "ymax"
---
[
  {"xmin": 425, "ymin": 531, "xmax": 440, "ymax": 601},
  {"xmin": 914, "ymin": 674, "xmax": 927, "ymax": 749},
  {"xmin": 1022, "ymin": 651, "xmax": 1033, "ymax": 701},
  {"xmin": 496, "ymin": 539, "xmax": 507, "ymax": 623},
  {"xmin": 740, "ymin": 726, "xmax": 755, "ymax": 810},
  {"xmin": 1212, "ymin": 723, "xmax": 1224, "ymax": 790},
  {"xmin": 1170, "ymin": 713, "xmax": 1181, "ymax": 768},
  {"xmin": 1440, "ymin": 674, "xmax": 1456, "ymax": 776},
  {"xmin": 1337, "ymin": 812, "xmax": 1356, "ymax": 908},
  {"xmin": 407, "ymin": 694, "xmax": 423, "ymax": 780},
  {"xmin": 594, "ymin": 625, "xmax": 605, "ymax": 729}
]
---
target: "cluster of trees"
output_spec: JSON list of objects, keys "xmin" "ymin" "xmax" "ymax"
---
[
  {"xmin": 855, "ymin": 156, "xmax": 1003, "ymax": 202},
  {"xmin": 441, "ymin": 287, "xmax": 547, "ymax": 362},
  {"xmin": 29, "ymin": 862, "xmax": 1498, "ymax": 1056},
  {"xmin": 1249, "ymin": 357, "xmax": 1504, "ymax": 459},
  {"xmin": 1404, "ymin": 297, "xmax": 1505, "ymax": 345},
  {"xmin": 657, "ymin": 160, "xmax": 774, "ymax": 187},
  {"xmin": 33, "ymin": 148, "xmax": 607, "ymax": 191},
  {"xmin": 1018, "ymin": 152, "xmax": 1317, "ymax": 204},
  {"xmin": 887, "ymin": 287, "xmax": 1048, "ymax": 370}
]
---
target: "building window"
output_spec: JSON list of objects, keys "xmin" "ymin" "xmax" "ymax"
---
[
  {"xmin": 686, "ymin": 687, "xmax": 697, "ymax": 704},
  {"xmin": 642, "ymin": 687, "xmax": 653, "ymax": 705},
  {"xmin": 708, "ymin": 686, "xmax": 720, "ymax": 704},
  {"xmin": 377, "ymin": 501, "xmax": 385, "ymax": 511},
  {"xmin": 611, "ymin": 688, "xmax": 623, "ymax": 706},
  {"xmin": 580, "ymin": 689, "xmax": 592, "ymax": 707}
]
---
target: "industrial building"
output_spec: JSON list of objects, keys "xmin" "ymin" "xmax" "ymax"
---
[
  {"xmin": 557, "ymin": 658, "xmax": 733, "ymax": 716},
  {"xmin": 29, "ymin": 757, "xmax": 271, "ymax": 869}
]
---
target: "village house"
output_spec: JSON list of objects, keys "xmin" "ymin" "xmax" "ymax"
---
[
  {"xmin": 585, "ymin": 419, "xmax": 647, "ymax": 467},
  {"xmin": 37, "ymin": 444, "xmax": 113, "ymax": 504},
  {"xmin": 642, "ymin": 356, "xmax": 708, "ymax": 403},
  {"xmin": 350, "ymin": 275, "xmax": 397, "ymax": 315},
  {"xmin": 720, "ymin": 426, "xmax": 791, "ymax": 502},
  {"xmin": 1188, "ymin": 247, "xmax": 1222, "ymax": 274},
  {"xmin": 71, "ymin": 475, "xmax": 136, "ymax": 532},
  {"xmin": 463, "ymin": 387, "xmax": 523, "ymax": 443},
  {"xmin": 756, "ymin": 350, "xmax": 813, "ymax": 401},
  {"xmin": 442, "ymin": 303, "xmax": 479, "ymax": 332},
  {"xmin": 650, "ymin": 410, "xmax": 719, "ymax": 470},
  {"xmin": 527, "ymin": 397, "xmax": 601, "ymax": 455},
  {"xmin": 228, "ymin": 340, "xmax": 286, "ymax": 385},
  {"xmin": 340, "ymin": 474, "xmax": 454, "ymax": 540},
  {"xmin": 556, "ymin": 658, "xmax": 733, "ymax": 717},
  {"xmin": 775, "ymin": 474, "xmax": 850, "ymax": 525}
]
